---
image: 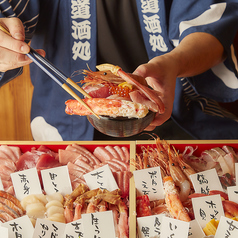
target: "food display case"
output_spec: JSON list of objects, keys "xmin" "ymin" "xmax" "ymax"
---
[{"xmin": 0, "ymin": 140, "xmax": 238, "ymax": 238}]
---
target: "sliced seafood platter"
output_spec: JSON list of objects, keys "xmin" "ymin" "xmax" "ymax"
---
[{"xmin": 0, "ymin": 140, "xmax": 238, "ymax": 238}]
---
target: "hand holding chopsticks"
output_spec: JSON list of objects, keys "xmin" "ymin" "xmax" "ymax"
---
[{"xmin": 0, "ymin": 23, "xmax": 100, "ymax": 119}]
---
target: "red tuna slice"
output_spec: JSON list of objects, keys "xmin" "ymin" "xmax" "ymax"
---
[
  {"xmin": 89, "ymin": 86, "xmax": 110, "ymax": 98},
  {"xmin": 114, "ymin": 146, "xmax": 127, "ymax": 162},
  {"xmin": 71, "ymin": 144, "xmax": 101, "ymax": 165},
  {"xmin": 95, "ymin": 161, "xmax": 120, "ymax": 173},
  {"xmin": 113, "ymin": 171, "xmax": 131, "ymax": 198},
  {"xmin": 105, "ymin": 146, "xmax": 121, "ymax": 160},
  {"xmin": 36, "ymin": 145, "xmax": 58, "ymax": 158},
  {"xmin": 93, "ymin": 147, "xmax": 114, "ymax": 162},
  {"xmin": 36, "ymin": 153, "xmax": 62, "ymax": 169},
  {"xmin": 67, "ymin": 162, "xmax": 88, "ymax": 176},
  {"xmin": 59, "ymin": 149, "xmax": 90, "ymax": 165},
  {"xmin": 16, "ymin": 151, "xmax": 40, "ymax": 171},
  {"xmin": 73, "ymin": 159, "xmax": 93, "ymax": 173},
  {"xmin": 121, "ymin": 147, "xmax": 130, "ymax": 163}
]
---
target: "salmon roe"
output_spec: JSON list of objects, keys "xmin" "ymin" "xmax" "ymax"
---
[{"xmin": 108, "ymin": 85, "xmax": 133, "ymax": 97}]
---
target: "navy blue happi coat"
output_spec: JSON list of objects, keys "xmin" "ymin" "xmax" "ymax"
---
[{"xmin": 0, "ymin": 0, "xmax": 238, "ymax": 140}]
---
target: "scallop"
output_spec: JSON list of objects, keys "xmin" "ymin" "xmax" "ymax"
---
[
  {"xmin": 34, "ymin": 194, "xmax": 48, "ymax": 205},
  {"xmin": 46, "ymin": 192, "xmax": 64, "ymax": 203},
  {"xmin": 26, "ymin": 202, "xmax": 46, "ymax": 219},
  {"xmin": 45, "ymin": 200, "xmax": 63, "ymax": 209},
  {"xmin": 46, "ymin": 206, "xmax": 64, "ymax": 217},
  {"xmin": 21, "ymin": 194, "xmax": 45, "ymax": 210}
]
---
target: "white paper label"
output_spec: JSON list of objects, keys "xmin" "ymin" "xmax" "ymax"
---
[
  {"xmin": 33, "ymin": 218, "xmax": 66, "ymax": 238},
  {"xmin": 10, "ymin": 167, "xmax": 42, "ymax": 201},
  {"xmin": 63, "ymin": 219, "xmax": 84, "ymax": 238},
  {"xmin": 192, "ymin": 194, "xmax": 224, "ymax": 228},
  {"xmin": 84, "ymin": 164, "xmax": 118, "ymax": 191},
  {"xmin": 0, "ymin": 226, "xmax": 8, "ymax": 238},
  {"xmin": 2, "ymin": 215, "xmax": 34, "ymax": 238},
  {"xmin": 160, "ymin": 216, "xmax": 190, "ymax": 238},
  {"xmin": 82, "ymin": 210, "xmax": 116, "ymax": 238},
  {"xmin": 188, "ymin": 219, "xmax": 205, "ymax": 238},
  {"xmin": 190, "ymin": 168, "xmax": 223, "ymax": 195},
  {"xmin": 215, "ymin": 216, "xmax": 238, "ymax": 238},
  {"xmin": 137, "ymin": 214, "xmax": 165, "ymax": 238},
  {"xmin": 41, "ymin": 165, "xmax": 72, "ymax": 196},
  {"xmin": 133, "ymin": 167, "xmax": 164, "ymax": 200},
  {"xmin": 227, "ymin": 185, "xmax": 238, "ymax": 203}
]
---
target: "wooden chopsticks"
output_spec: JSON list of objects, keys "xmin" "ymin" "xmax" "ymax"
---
[{"xmin": 0, "ymin": 24, "xmax": 100, "ymax": 119}]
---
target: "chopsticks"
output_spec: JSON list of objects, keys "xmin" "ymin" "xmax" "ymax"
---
[{"xmin": 0, "ymin": 24, "xmax": 100, "ymax": 119}]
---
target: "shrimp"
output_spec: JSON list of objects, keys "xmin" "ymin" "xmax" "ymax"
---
[
  {"xmin": 64, "ymin": 183, "xmax": 89, "ymax": 223},
  {"xmin": 72, "ymin": 188, "xmax": 100, "ymax": 221},
  {"xmin": 176, "ymin": 153, "xmax": 196, "ymax": 183},
  {"xmin": 168, "ymin": 147, "xmax": 191, "ymax": 202},
  {"xmin": 64, "ymin": 183, "xmax": 89, "ymax": 211},
  {"xmin": 65, "ymin": 98, "xmax": 149, "ymax": 118},
  {"xmin": 163, "ymin": 176, "xmax": 191, "ymax": 222},
  {"xmin": 136, "ymin": 195, "xmax": 152, "ymax": 217}
]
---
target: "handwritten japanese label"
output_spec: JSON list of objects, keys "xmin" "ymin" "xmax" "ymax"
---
[
  {"xmin": 137, "ymin": 214, "xmax": 165, "ymax": 238},
  {"xmin": 192, "ymin": 194, "xmax": 224, "ymax": 228},
  {"xmin": 2, "ymin": 215, "xmax": 34, "ymax": 238},
  {"xmin": 227, "ymin": 185, "xmax": 238, "ymax": 203},
  {"xmin": 84, "ymin": 164, "xmax": 118, "ymax": 191},
  {"xmin": 71, "ymin": 0, "xmax": 91, "ymax": 61},
  {"xmin": 33, "ymin": 218, "xmax": 66, "ymax": 238},
  {"xmin": 82, "ymin": 210, "xmax": 116, "ymax": 238},
  {"xmin": 190, "ymin": 168, "xmax": 223, "ymax": 195},
  {"xmin": 41, "ymin": 166, "xmax": 72, "ymax": 196},
  {"xmin": 160, "ymin": 216, "xmax": 190, "ymax": 238},
  {"xmin": 133, "ymin": 166, "xmax": 164, "ymax": 200},
  {"xmin": 215, "ymin": 216, "xmax": 238, "ymax": 238},
  {"xmin": 0, "ymin": 226, "xmax": 8, "ymax": 238},
  {"xmin": 63, "ymin": 219, "xmax": 84, "ymax": 238},
  {"xmin": 11, "ymin": 167, "xmax": 42, "ymax": 201},
  {"xmin": 188, "ymin": 219, "xmax": 205, "ymax": 238}
]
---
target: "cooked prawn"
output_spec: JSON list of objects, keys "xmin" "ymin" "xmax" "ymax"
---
[
  {"xmin": 168, "ymin": 146, "xmax": 191, "ymax": 202},
  {"xmin": 163, "ymin": 176, "xmax": 191, "ymax": 222}
]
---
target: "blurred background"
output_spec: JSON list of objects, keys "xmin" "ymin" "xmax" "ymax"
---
[{"xmin": 0, "ymin": 66, "xmax": 33, "ymax": 140}]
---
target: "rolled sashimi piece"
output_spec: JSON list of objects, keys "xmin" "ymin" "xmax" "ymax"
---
[{"xmin": 65, "ymin": 98, "xmax": 149, "ymax": 118}]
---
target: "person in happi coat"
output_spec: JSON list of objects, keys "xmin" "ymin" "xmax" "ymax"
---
[{"xmin": 0, "ymin": 0, "xmax": 238, "ymax": 140}]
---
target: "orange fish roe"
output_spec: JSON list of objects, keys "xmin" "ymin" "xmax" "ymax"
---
[{"xmin": 108, "ymin": 85, "xmax": 134, "ymax": 97}]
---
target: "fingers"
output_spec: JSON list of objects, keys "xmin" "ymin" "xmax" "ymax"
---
[
  {"xmin": 0, "ymin": 48, "xmax": 46, "ymax": 72},
  {"xmin": 0, "ymin": 18, "xmax": 30, "ymax": 53},
  {"xmin": 0, "ymin": 47, "xmax": 30, "ymax": 72},
  {"xmin": 0, "ymin": 18, "xmax": 47, "ymax": 72},
  {"xmin": 144, "ymin": 113, "xmax": 171, "ymax": 131}
]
